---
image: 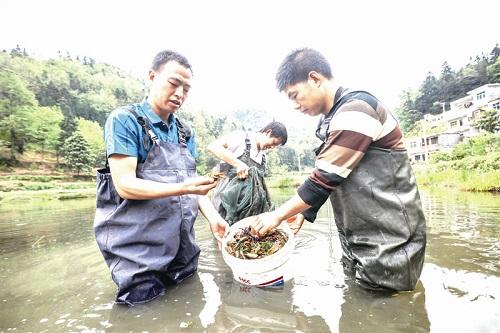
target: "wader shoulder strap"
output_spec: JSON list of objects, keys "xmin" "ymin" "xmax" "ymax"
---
[
  {"xmin": 104, "ymin": 105, "xmax": 158, "ymax": 169},
  {"xmin": 314, "ymin": 90, "xmax": 379, "ymax": 155},
  {"xmin": 175, "ymin": 117, "xmax": 192, "ymax": 147},
  {"xmin": 244, "ymin": 133, "xmax": 251, "ymax": 158},
  {"xmin": 125, "ymin": 106, "xmax": 159, "ymax": 149},
  {"xmin": 243, "ymin": 133, "xmax": 267, "ymax": 168}
]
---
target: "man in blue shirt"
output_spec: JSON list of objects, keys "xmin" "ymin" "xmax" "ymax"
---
[{"xmin": 94, "ymin": 50, "xmax": 229, "ymax": 305}]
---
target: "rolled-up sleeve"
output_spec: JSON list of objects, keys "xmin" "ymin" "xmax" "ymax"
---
[{"xmin": 105, "ymin": 109, "xmax": 140, "ymax": 158}]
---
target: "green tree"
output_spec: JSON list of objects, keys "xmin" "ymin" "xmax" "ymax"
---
[
  {"xmin": 457, "ymin": 66, "xmax": 482, "ymax": 93},
  {"xmin": 490, "ymin": 44, "xmax": 500, "ymax": 63},
  {"xmin": 487, "ymin": 57, "xmax": 500, "ymax": 82},
  {"xmin": 0, "ymin": 65, "xmax": 36, "ymax": 161},
  {"xmin": 25, "ymin": 106, "xmax": 63, "ymax": 159},
  {"xmin": 413, "ymin": 73, "xmax": 441, "ymax": 115},
  {"xmin": 395, "ymin": 90, "xmax": 422, "ymax": 133},
  {"xmin": 62, "ymin": 132, "xmax": 92, "ymax": 175},
  {"xmin": 474, "ymin": 109, "xmax": 500, "ymax": 133},
  {"xmin": 76, "ymin": 117, "xmax": 105, "ymax": 167},
  {"xmin": 9, "ymin": 44, "xmax": 23, "ymax": 57},
  {"xmin": 265, "ymin": 149, "xmax": 288, "ymax": 176},
  {"xmin": 57, "ymin": 116, "xmax": 77, "ymax": 163},
  {"xmin": 0, "ymin": 49, "xmax": 146, "ymax": 165}
]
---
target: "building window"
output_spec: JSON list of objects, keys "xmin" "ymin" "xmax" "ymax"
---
[
  {"xmin": 410, "ymin": 141, "xmax": 416, "ymax": 148},
  {"xmin": 493, "ymin": 102, "xmax": 500, "ymax": 110},
  {"xmin": 450, "ymin": 120, "xmax": 458, "ymax": 127},
  {"xmin": 477, "ymin": 91, "xmax": 485, "ymax": 100},
  {"xmin": 415, "ymin": 155, "xmax": 421, "ymax": 161},
  {"xmin": 459, "ymin": 119, "xmax": 463, "ymax": 126},
  {"xmin": 430, "ymin": 137, "xmax": 438, "ymax": 145}
]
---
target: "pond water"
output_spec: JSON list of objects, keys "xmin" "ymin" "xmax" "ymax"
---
[{"xmin": 0, "ymin": 188, "xmax": 499, "ymax": 332}]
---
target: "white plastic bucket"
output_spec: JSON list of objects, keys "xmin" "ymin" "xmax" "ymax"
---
[{"xmin": 221, "ymin": 218, "xmax": 295, "ymax": 286}]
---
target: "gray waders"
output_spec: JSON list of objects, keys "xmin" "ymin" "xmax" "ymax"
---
[
  {"xmin": 331, "ymin": 147, "xmax": 426, "ymax": 291},
  {"xmin": 93, "ymin": 109, "xmax": 199, "ymax": 305},
  {"xmin": 317, "ymin": 90, "xmax": 426, "ymax": 291},
  {"xmin": 211, "ymin": 136, "xmax": 272, "ymax": 225}
]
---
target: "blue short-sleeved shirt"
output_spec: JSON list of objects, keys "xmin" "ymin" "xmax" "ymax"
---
[{"xmin": 104, "ymin": 99, "xmax": 197, "ymax": 163}]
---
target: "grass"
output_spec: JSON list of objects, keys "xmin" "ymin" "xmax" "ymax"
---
[
  {"xmin": 414, "ymin": 167, "xmax": 500, "ymax": 192},
  {"xmin": 0, "ymin": 177, "xmax": 94, "ymax": 192},
  {"xmin": 265, "ymin": 173, "xmax": 307, "ymax": 188},
  {"xmin": 0, "ymin": 188, "xmax": 96, "ymax": 205},
  {"xmin": 265, "ymin": 166, "xmax": 500, "ymax": 193},
  {"xmin": 0, "ymin": 151, "xmax": 96, "ymax": 204}
]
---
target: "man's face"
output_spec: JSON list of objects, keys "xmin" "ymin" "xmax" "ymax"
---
[
  {"xmin": 148, "ymin": 61, "xmax": 192, "ymax": 114},
  {"xmin": 257, "ymin": 131, "xmax": 283, "ymax": 151},
  {"xmin": 284, "ymin": 77, "xmax": 327, "ymax": 117}
]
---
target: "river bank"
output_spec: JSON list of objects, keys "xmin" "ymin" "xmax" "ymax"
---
[
  {"xmin": 1, "ymin": 165, "xmax": 498, "ymax": 206},
  {"xmin": 266, "ymin": 167, "xmax": 500, "ymax": 193},
  {"xmin": 0, "ymin": 172, "xmax": 95, "ymax": 205},
  {"xmin": 413, "ymin": 164, "xmax": 500, "ymax": 192}
]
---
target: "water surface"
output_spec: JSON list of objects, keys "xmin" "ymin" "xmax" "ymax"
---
[{"xmin": 0, "ymin": 188, "xmax": 499, "ymax": 332}]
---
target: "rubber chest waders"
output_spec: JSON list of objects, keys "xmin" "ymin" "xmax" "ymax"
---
[
  {"xmin": 93, "ymin": 107, "xmax": 199, "ymax": 305},
  {"xmin": 318, "ymin": 91, "xmax": 426, "ymax": 291},
  {"xmin": 211, "ymin": 135, "xmax": 272, "ymax": 225}
]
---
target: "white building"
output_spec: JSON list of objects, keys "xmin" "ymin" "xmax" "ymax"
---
[{"xmin": 405, "ymin": 83, "xmax": 500, "ymax": 163}]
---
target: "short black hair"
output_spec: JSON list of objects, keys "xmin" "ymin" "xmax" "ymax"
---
[
  {"xmin": 275, "ymin": 48, "xmax": 333, "ymax": 92},
  {"xmin": 151, "ymin": 50, "xmax": 192, "ymax": 73},
  {"xmin": 259, "ymin": 121, "xmax": 288, "ymax": 145}
]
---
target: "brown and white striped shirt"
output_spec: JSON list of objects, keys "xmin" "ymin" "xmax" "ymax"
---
[{"xmin": 298, "ymin": 88, "xmax": 405, "ymax": 221}]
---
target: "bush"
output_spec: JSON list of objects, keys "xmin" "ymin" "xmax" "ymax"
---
[
  {"xmin": 429, "ymin": 151, "xmax": 451, "ymax": 163},
  {"xmin": 415, "ymin": 168, "xmax": 500, "ymax": 192},
  {"xmin": 449, "ymin": 153, "xmax": 500, "ymax": 172},
  {"xmin": 429, "ymin": 133, "xmax": 500, "ymax": 169},
  {"xmin": 7, "ymin": 175, "xmax": 64, "ymax": 182},
  {"xmin": 450, "ymin": 133, "xmax": 500, "ymax": 159},
  {"xmin": 17, "ymin": 182, "xmax": 55, "ymax": 191}
]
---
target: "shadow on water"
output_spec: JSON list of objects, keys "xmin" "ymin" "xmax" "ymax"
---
[{"xmin": 0, "ymin": 188, "xmax": 499, "ymax": 332}]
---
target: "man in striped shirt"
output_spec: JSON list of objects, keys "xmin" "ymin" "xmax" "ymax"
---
[{"xmin": 250, "ymin": 48, "xmax": 426, "ymax": 291}]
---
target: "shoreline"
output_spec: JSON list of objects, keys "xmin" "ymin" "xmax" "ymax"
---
[
  {"xmin": 0, "ymin": 188, "xmax": 96, "ymax": 205},
  {"xmin": 412, "ymin": 166, "xmax": 500, "ymax": 193},
  {"xmin": 1, "ymin": 168, "xmax": 498, "ymax": 205}
]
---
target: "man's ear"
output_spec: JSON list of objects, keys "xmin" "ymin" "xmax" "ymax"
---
[
  {"xmin": 308, "ymin": 71, "xmax": 322, "ymax": 87},
  {"xmin": 148, "ymin": 69, "xmax": 156, "ymax": 81},
  {"xmin": 264, "ymin": 129, "xmax": 273, "ymax": 137}
]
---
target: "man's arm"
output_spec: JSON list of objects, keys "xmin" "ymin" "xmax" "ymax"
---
[
  {"xmin": 109, "ymin": 154, "xmax": 217, "ymax": 200},
  {"xmin": 252, "ymin": 99, "xmax": 386, "ymax": 236},
  {"xmin": 250, "ymin": 194, "xmax": 310, "ymax": 237},
  {"xmin": 198, "ymin": 195, "xmax": 230, "ymax": 245},
  {"xmin": 207, "ymin": 131, "xmax": 249, "ymax": 179}
]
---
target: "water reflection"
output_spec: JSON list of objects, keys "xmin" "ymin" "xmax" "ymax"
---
[
  {"xmin": 0, "ymin": 189, "xmax": 499, "ymax": 332},
  {"xmin": 338, "ymin": 281, "xmax": 429, "ymax": 333}
]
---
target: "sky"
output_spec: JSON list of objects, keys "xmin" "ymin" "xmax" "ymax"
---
[{"xmin": 1, "ymin": 0, "xmax": 499, "ymax": 125}]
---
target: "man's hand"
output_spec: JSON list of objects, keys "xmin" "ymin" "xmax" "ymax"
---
[
  {"xmin": 209, "ymin": 218, "xmax": 230, "ymax": 250},
  {"xmin": 249, "ymin": 211, "xmax": 282, "ymax": 237},
  {"xmin": 286, "ymin": 214, "xmax": 305, "ymax": 235},
  {"xmin": 184, "ymin": 176, "xmax": 217, "ymax": 195},
  {"xmin": 235, "ymin": 161, "xmax": 250, "ymax": 179}
]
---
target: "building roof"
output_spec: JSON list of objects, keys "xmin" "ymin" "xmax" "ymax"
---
[{"xmin": 466, "ymin": 83, "xmax": 500, "ymax": 95}]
